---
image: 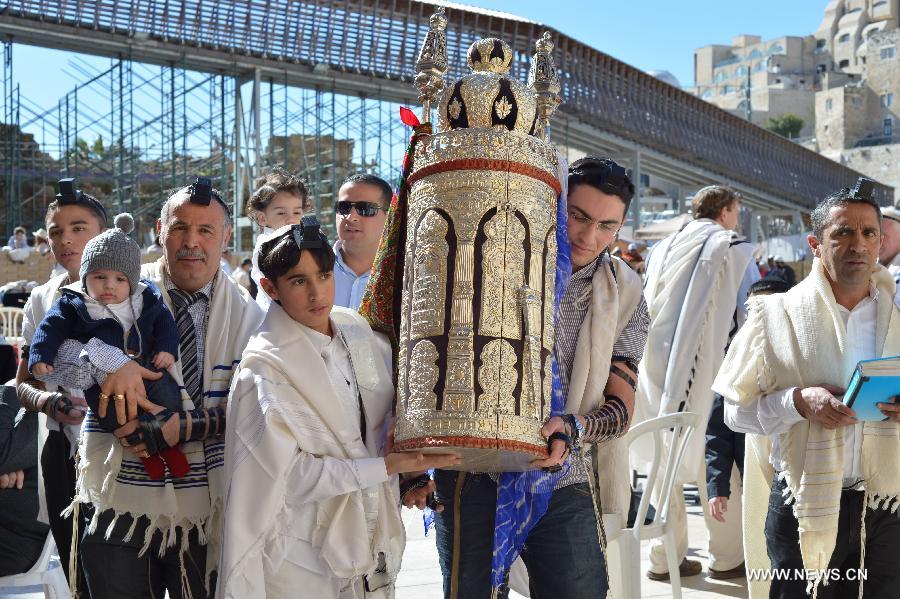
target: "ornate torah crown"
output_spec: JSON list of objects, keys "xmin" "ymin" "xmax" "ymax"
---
[
  {"xmin": 436, "ymin": 38, "xmax": 537, "ymax": 134},
  {"xmin": 393, "ymin": 11, "xmax": 563, "ymax": 472}
]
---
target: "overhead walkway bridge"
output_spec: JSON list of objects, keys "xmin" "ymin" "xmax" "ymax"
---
[{"xmin": 0, "ymin": 0, "xmax": 892, "ymax": 243}]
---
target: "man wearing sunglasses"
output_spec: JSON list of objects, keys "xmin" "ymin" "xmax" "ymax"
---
[{"xmin": 333, "ymin": 173, "xmax": 392, "ymax": 310}]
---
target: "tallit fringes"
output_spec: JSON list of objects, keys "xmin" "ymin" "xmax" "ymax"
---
[
  {"xmin": 777, "ymin": 470, "xmax": 799, "ymax": 510},
  {"xmin": 858, "ymin": 490, "xmax": 867, "ymax": 599},
  {"xmin": 139, "ymin": 516, "xmax": 158, "ymax": 557},
  {"xmin": 685, "ymin": 244, "xmax": 730, "ymax": 412},
  {"xmin": 87, "ymin": 508, "xmax": 101, "ymax": 535},
  {"xmin": 103, "ymin": 513, "xmax": 120, "ymax": 540},
  {"xmin": 122, "ymin": 515, "xmax": 140, "ymax": 543},
  {"xmin": 867, "ymin": 493, "xmax": 899, "ymax": 513},
  {"xmin": 68, "ymin": 502, "xmax": 81, "ymax": 599},
  {"xmin": 745, "ymin": 296, "xmax": 777, "ymax": 394}
]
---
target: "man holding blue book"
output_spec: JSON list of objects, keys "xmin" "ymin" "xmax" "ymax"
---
[{"xmin": 714, "ymin": 178, "xmax": 900, "ymax": 599}]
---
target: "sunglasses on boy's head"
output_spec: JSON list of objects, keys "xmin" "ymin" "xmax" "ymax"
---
[{"xmin": 335, "ymin": 201, "xmax": 385, "ymax": 217}]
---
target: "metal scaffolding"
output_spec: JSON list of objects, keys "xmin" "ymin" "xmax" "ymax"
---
[
  {"xmin": 0, "ymin": 0, "xmax": 893, "ymax": 245},
  {"xmin": 0, "ymin": 40, "xmax": 415, "ymax": 248}
]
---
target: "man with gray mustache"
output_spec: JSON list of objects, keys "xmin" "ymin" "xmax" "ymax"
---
[
  {"xmin": 61, "ymin": 180, "xmax": 263, "ymax": 599},
  {"xmin": 177, "ymin": 248, "xmax": 207, "ymax": 260}
]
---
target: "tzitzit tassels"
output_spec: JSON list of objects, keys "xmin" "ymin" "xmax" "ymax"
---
[{"xmin": 68, "ymin": 497, "xmax": 81, "ymax": 598}]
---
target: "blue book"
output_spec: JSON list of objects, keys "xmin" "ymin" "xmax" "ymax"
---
[{"xmin": 843, "ymin": 356, "xmax": 900, "ymax": 422}]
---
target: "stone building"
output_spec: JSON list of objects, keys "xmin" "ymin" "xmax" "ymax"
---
[
  {"xmin": 693, "ymin": 35, "xmax": 819, "ymax": 137},
  {"xmin": 815, "ymin": 27, "xmax": 900, "ymax": 201},
  {"xmin": 813, "ymin": 0, "xmax": 899, "ymax": 75}
]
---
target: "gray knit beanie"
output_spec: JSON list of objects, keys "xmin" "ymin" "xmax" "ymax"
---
[{"xmin": 80, "ymin": 213, "xmax": 142, "ymax": 293}]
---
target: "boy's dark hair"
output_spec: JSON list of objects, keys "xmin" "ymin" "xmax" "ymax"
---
[
  {"xmin": 567, "ymin": 157, "xmax": 635, "ymax": 213},
  {"xmin": 258, "ymin": 226, "xmax": 336, "ymax": 283},
  {"xmin": 810, "ymin": 186, "xmax": 882, "ymax": 239},
  {"xmin": 246, "ymin": 167, "xmax": 310, "ymax": 223},
  {"xmin": 749, "ymin": 278, "xmax": 791, "ymax": 296},
  {"xmin": 240, "ymin": 258, "xmax": 252, "ymax": 268},
  {"xmin": 341, "ymin": 173, "xmax": 393, "ymax": 208}
]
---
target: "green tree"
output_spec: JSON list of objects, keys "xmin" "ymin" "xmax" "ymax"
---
[{"xmin": 765, "ymin": 114, "xmax": 804, "ymax": 139}]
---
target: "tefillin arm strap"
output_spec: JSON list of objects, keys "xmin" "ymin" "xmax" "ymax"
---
[
  {"xmin": 17, "ymin": 376, "xmax": 78, "ymax": 421},
  {"xmin": 179, "ymin": 407, "xmax": 227, "ymax": 443},
  {"xmin": 581, "ymin": 396, "xmax": 629, "ymax": 443}
]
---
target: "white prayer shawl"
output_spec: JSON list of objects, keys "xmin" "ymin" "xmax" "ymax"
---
[
  {"xmin": 633, "ymin": 218, "xmax": 754, "ymax": 483},
  {"xmin": 71, "ymin": 258, "xmax": 263, "ymax": 581},
  {"xmin": 251, "ymin": 226, "xmax": 276, "ymax": 313},
  {"xmin": 743, "ymin": 433, "xmax": 775, "ymax": 599},
  {"xmin": 713, "ymin": 258, "xmax": 900, "ymax": 577},
  {"xmin": 219, "ymin": 304, "xmax": 404, "ymax": 599},
  {"xmin": 564, "ymin": 255, "xmax": 644, "ymax": 520},
  {"xmin": 888, "ymin": 252, "xmax": 900, "ymax": 305}
]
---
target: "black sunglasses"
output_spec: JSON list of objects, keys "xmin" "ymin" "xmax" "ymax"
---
[
  {"xmin": 57, "ymin": 178, "xmax": 108, "ymax": 223},
  {"xmin": 336, "ymin": 201, "xmax": 384, "ymax": 217}
]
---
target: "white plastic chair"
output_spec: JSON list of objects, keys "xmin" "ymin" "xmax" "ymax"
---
[
  {"xmin": 611, "ymin": 411, "xmax": 704, "ymax": 599},
  {"xmin": 0, "ymin": 306, "xmax": 25, "ymax": 348},
  {"xmin": 0, "ymin": 531, "xmax": 71, "ymax": 598}
]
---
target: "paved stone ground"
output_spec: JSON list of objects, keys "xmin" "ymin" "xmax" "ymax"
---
[
  {"xmin": 396, "ymin": 501, "xmax": 749, "ymax": 599},
  {"xmin": 1, "ymin": 501, "xmax": 748, "ymax": 598}
]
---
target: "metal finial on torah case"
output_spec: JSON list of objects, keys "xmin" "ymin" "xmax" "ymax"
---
[{"xmin": 394, "ymin": 27, "xmax": 561, "ymax": 472}]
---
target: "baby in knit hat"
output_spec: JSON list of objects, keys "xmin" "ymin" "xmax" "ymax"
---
[{"xmin": 29, "ymin": 213, "xmax": 189, "ymax": 480}]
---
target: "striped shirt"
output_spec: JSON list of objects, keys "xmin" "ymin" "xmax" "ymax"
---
[{"xmin": 554, "ymin": 253, "xmax": 649, "ymax": 488}]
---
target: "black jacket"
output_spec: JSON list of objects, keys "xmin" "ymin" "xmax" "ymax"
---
[{"xmin": 0, "ymin": 385, "xmax": 49, "ymax": 575}]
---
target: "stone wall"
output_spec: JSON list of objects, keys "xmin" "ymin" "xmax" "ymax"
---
[
  {"xmin": 839, "ymin": 142, "xmax": 900, "ymax": 203},
  {"xmin": 0, "ymin": 250, "xmax": 55, "ymax": 285},
  {"xmin": 816, "ymin": 84, "xmax": 874, "ymax": 154},
  {"xmin": 865, "ymin": 29, "xmax": 900, "ymax": 139}
]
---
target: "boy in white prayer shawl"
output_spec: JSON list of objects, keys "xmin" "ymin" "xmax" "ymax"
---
[
  {"xmin": 220, "ymin": 217, "xmax": 459, "ymax": 599},
  {"xmin": 716, "ymin": 179, "xmax": 900, "ymax": 599}
]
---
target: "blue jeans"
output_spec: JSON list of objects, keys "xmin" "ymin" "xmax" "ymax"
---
[{"xmin": 434, "ymin": 471, "xmax": 609, "ymax": 599}]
